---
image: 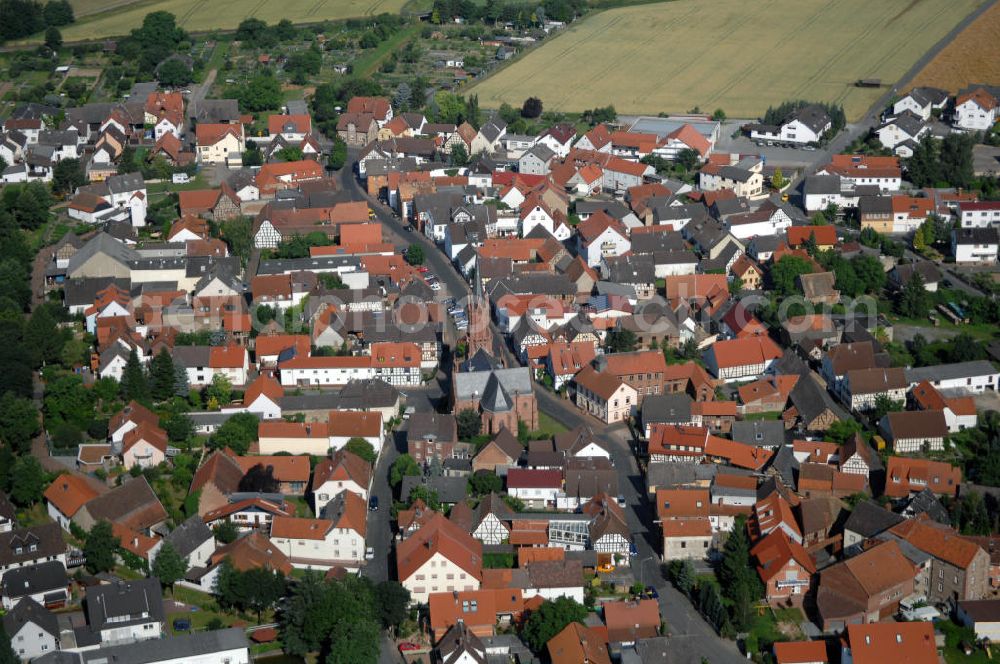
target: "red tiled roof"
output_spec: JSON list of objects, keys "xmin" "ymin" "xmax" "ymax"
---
[
  {"xmin": 396, "ymin": 512, "xmax": 483, "ymax": 582},
  {"xmin": 751, "ymin": 529, "xmax": 815, "ymax": 583},
  {"xmin": 787, "ymin": 225, "xmax": 837, "ymax": 247},
  {"xmin": 846, "ymin": 622, "xmax": 937, "ymax": 664},
  {"xmin": 327, "ymin": 411, "xmax": 381, "ymax": 438},
  {"xmin": 268, "ymin": 114, "xmax": 311, "ymax": 135},
  {"xmin": 708, "ymin": 336, "xmax": 783, "ymax": 370},
  {"xmin": 774, "ymin": 641, "xmax": 829, "ymax": 664},
  {"xmin": 506, "ymin": 468, "xmax": 562, "ymax": 489},
  {"xmin": 44, "ymin": 473, "xmax": 101, "ymax": 518}
]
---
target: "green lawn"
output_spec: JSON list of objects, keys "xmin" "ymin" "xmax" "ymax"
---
[
  {"xmin": 17, "ymin": 503, "xmax": 52, "ymax": 527},
  {"xmin": 742, "ymin": 412, "xmax": 781, "ymax": 421},
  {"xmin": 146, "ymin": 172, "xmax": 209, "ymax": 194},
  {"xmin": 938, "ymin": 619, "xmax": 991, "ymax": 664},
  {"xmin": 286, "ymin": 496, "xmax": 314, "ymax": 518},
  {"xmin": 352, "ymin": 24, "xmax": 422, "ymax": 78},
  {"xmin": 534, "ymin": 412, "xmax": 569, "ymax": 437},
  {"xmin": 889, "ymin": 314, "xmax": 998, "ymax": 342}
]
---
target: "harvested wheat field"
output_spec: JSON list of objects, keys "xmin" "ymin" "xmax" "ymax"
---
[
  {"xmin": 470, "ymin": 0, "xmax": 985, "ymax": 120},
  {"xmin": 60, "ymin": 0, "xmax": 406, "ymax": 40},
  {"xmin": 908, "ymin": 0, "xmax": 1000, "ymax": 93}
]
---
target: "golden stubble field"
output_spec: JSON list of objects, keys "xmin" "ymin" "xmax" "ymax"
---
[
  {"xmin": 469, "ymin": 0, "xmax": 986, "ymax": 120},
  {"xmin": 908, "ymin": 0, "xmax": 1000, "ymax": 93},
  {"xmin": 61, "ymin": 0, "xmax": 406, "ymax": 40}
]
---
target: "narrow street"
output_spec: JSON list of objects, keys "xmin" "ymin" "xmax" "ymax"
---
[
  {"xmin": 536, "ymin": 390, "xmax": 746, "ymax": 664},
  {"xmin": 336, "ymin": 154, "xmax": 745, "ymax": 664}
]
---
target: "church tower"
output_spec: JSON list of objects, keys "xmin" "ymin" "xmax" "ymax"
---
[{"xmin": 465, "ymin": 256, "xmax": 495, "ymax": 362}]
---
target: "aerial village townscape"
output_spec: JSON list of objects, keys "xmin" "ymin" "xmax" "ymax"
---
[{"xmin": 2, "ymin": 0, "xmax": 1000, "ymax": 663}]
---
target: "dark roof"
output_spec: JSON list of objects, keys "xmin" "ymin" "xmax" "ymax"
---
[
  {"xmin": 407, "ymin": 412, "xmax": 457, "ymax": 444},
  {"xmin": 767, "ymin": 445, "xmax": 798, "ymax": 489},
  {"xmin": 731, "ymin": 420, "xmax": 785, "ymax": 447},
  {"xmin": 473, "ymin": 492, "xmax": 514, "ymax": 529},
  {"xmin": 0, "ymin": 523, "xmax": 66, "ymax": 567},
  {"xmin": 646, "ymin": 462, "xmax": 717, "ymax": 490},
  {"xmin": 788, "ymin": 373, "xmax": 840, "ymax": 426},
  {"xmin": 81, "ymin": 477, "xmax": 167, "ymax": 532},
  {"xmin": 803, "ymin": 175, "xmax": 841, "ymax": 196},
  {"xmin": 789, "ymin": 104, "xmax": 832, "ymax": 134},
  {"xmin": 163, "ymin": 515, "xmax": 214, "ymax": 558},
  {"xmin": 565, "ymin": 458, "xmax": 618, "ymax": 498},
  {"xmin": 904, "ymin": 488, "xmax": 951, "ymax": 525},
  {"xmin": 85, "ymin": 578, "xmax": 164, "ymax": 632},
  {"xmin": 641, "ymin": 394, "xmax": 693, "ymax": 428},
  {"xmin": 843, "ymin": 500, "xmax": 904, "ymax": 538},
  {"xmin": 954, "ymin": 227, "xmax": 999, "ymax": 245},
  {"xmin": 438, "ymin": 622, "xmax": 487, "ymax": 664},
  {"xmin": 0, "ymin": 492, "xmax": 16, "ymax": 523},
  {"xmin": 335, "ymin": 378, "xmax": 402, "ymax": 410},
  {"xmin": 3, "ymin": 597, "xmax": 59, "ymax": 638},
  {"xmin": 37, "ymin": 628, "xmax": 249, "ymax": 664},
  {"xmin": 400, "ymin": 476, "xmax": 469, "ymax": 505},
  {"xmin": 1, "ymin": 560, "xmax": 68, "ymax": 599}
]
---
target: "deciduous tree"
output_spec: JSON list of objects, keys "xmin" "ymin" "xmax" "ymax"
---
[
  {"xmin": 151, "ymin": 542, "xmax": 186, "ymax": 592},
  {"xmin": 84, "ymin": 520, "xmax": 120, "ymax": 573}
]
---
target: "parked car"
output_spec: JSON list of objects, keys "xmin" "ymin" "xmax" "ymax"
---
[
  {"xmin": 597, "ymin": 563, "xmax": 615, "ymax": 573},
  {"xmin": 417, "ymin": 266, "xmax": 429, "ymax": 273},
  {"xmin": 644, "ymin": 586, "xmax": 659, "ymax": 599},
  {"xmin": 429, "ymin": 282, "xmax": 441, "ymax": 291},
  {"xmin": 617, "ymin": 495, "xmax": 626, "ymax": 507},
  {"xmin": 398, "ymin": 643, "xmax": 420, "ymax": 652},
  {"xmin": 365, "ymin": 547, "xmax": 375, "ymax": 560},
  {"xmin": 369, "ymin": 496, "xmax": 379, "ymax": 511},
  {"xmin": 172, "ymin": 618, "xmax": 191, "ymax": 631}
]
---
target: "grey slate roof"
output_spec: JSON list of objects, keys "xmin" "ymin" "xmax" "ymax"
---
[
  {"xmin": 731, "ymin": 420, "xmax": 786, "ymax": 448},
  {"xmin": 646, "ymin": 462, "xmax": 716, "ymax": 490},
  {"xmin": 789, "ymin": 104, "xmax": 832, "ymax": 134},
  {"xmin": 163, "ymin": 515, "xmax": 214, "ymax": 559},
  {"xmin": 66, "ymin": 233, "xmax": 140, "ymax": 274},
  {"xmin": 788, "ymin": 373, "xmax": 842, "ymax": 426},
  {"xmin": 803, "ymin": 174, "xmax": 842, "ymax": 196},
  {"xmin": 842, "ymin": 500, "xmax": 904, "ymax": 538},
  {"xmin": 400, "ymin": 476, "xmax": 469, "ymax": 505},
  {"xmin": 3, "ymin": 597, "xmax": 58, "ymax": 638},
  {"xmin": 407, "ymin": 412, "xmax": 457, "ymax": 444},
  {"xmin": 0, "ymin": 523, "xmax": 67, "ymax": 568},
  {"xmin": 1, "ymin": 560, "xmax": 68, "ymax": 600},
  {"xmin": 954, "ymin": 227, "xmax": 1000, "ymax": 245},
  {"xmin": 605, "ymin": 254, "xmax": 656, "ymax": 284},
  {"xmin": 454, "ymin": 367, "xmax": 533, "ymax": 403},
  {"xmin": 906, "ymin": 361, "xmax": 998, "ymax": 384},
  {"xmin": 85, "ymin": 578, "xmax": 164, "ymax": 632},
  {"xmin": 903, "ymin": 487, "xmax": 951, "ymax": 525},
  {"xmin": 767, "ymin": 445, "xmax": 798, "ymax": 490},
  {"xmin": 641, "ymin": 394, "xmax": 693, "ymax": 428},
  {"xmin": 171, "ymin": 345, "xmax": 212, "ymax": 368},
  {"xmin": 37, "ymin": 628, "xmax": 249, "ymax": 664}
]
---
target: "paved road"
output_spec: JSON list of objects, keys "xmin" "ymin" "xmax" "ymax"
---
[
  {"xmin": 337, "ymin": 153, "xmax": 743, "ymax": 662},
  {"xmin": 535, "ymin": 389, "xmax": 746, "ymax": 664}
]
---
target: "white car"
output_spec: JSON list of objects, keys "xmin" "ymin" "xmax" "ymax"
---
[
  {"xmin": 366, "ymin": 547, "xmax": 375, "ymax": 560},
  {"xmin": 429, "ymin": 283, "xmax": 441, "ymax": 291}
]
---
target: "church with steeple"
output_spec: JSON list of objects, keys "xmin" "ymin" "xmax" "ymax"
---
[{"xmin": 451, "ymin": 257, "xmax": 537, "ymax": 434}]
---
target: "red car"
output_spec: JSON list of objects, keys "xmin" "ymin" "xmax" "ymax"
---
[
  {"xmin": 417, "ymin": 266, "xmax": 429, "ymax": 273},
  {"xmin": 398, "ymin": 642, "xmax": 420, "ymax": 652}
]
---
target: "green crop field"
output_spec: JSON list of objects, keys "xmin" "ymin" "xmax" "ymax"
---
[
  {"xmin": 469, "ymin": 0, "xmax": 985, "ymax": 121},
  {"xmin": 61, "ymin": 0, "xmax": 407, "ymax": 41}
]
